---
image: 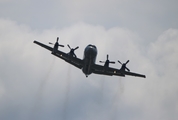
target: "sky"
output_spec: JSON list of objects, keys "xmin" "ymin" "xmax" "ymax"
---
[{"xmin": 0, "ymin": 0, "xmax": 178, "ymax": 120}]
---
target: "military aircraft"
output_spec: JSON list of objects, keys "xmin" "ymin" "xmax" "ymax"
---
[{"xmin": 34, "ymin": 37, "xmax": 146, "ymax": 78}]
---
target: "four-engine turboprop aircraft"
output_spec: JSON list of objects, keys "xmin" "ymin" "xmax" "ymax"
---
[{"xmin": 34, "ymin": 37, "xmax": 146, "ymax": 78}]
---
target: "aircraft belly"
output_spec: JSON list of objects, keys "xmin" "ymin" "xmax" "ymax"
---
[
  {"xmin": 82, "ymin": 45, "xmax": 97, "ymax": 76},
  {"xmin": 82, "ymin": 57, "xmax": 93, "ymax": 75}
]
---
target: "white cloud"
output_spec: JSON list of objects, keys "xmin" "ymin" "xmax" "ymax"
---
[
  {"xmin": 0, "ymin": 0, "xmax": 177, "ymax": 42},
  {"xmin": 0, "ymin": 19, "xmax": 178, "ymax": 120}
]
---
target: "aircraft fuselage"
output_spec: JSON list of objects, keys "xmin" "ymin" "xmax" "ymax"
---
[{"xmin": 82, "ymin": 44, "xmax": 97, "ymax": 77}]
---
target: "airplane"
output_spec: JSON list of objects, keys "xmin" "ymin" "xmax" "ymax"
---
[{"xmin": 33, "ymin": 37, "xmax": 146, "ymax": 78}]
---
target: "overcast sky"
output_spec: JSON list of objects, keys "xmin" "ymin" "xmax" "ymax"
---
[{"xmin": 0, "ymin": 0, "xmax": 178, "ymax": 120}]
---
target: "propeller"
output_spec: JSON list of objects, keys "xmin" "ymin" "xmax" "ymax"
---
[
  {"xmin": 67, "ymin": 44, "xmax": 79, "ymax": 51},
  {"xmin": 67, "ymin": 44, "xmax": 79, "ymax": 57},
  {"xmin": 118, "ymin": 60, "xmax": 130, "ymax": 71},
  {"xmin": 100, "ymin": 54, "xmax": 115, "ymax": 66},
  {"xmin": 49, "ymin": 37, "xmax": 64, "ymax": 47}
]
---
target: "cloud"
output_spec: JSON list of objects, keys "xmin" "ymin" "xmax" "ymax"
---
[
  {"xmin": 1, "ymin": 0, "xmax": 177, "ymax": 39},
  {"xmin": 0, "ymin": 19, "xmax": 178, "ymax": 120}
]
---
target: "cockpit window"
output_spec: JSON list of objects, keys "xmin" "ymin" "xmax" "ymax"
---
[{"xmin": 88, "ymin": 44, "xmax": 96, "ymax": 48}]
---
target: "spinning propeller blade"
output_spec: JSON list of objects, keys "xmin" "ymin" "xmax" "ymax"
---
[
  {"xmin": 67, "ymin": 44, "xmax": 71, "ymax": 49},
  {"xmin": 118, "ymin": 60, "xmax": 122, "ymax": 65},
  {"xmin": 126, "ymin": 67, "xmax": 130, "ymax": 72},
  {"xmin": 67, "ymin": 44, "xmax": 79, "ymax": 57},
  {"xmin": 107, "ymin": 55, "xmax": 115, "ymax": 63},
  {"xmin": 67, "ymin": 44, "xmax": 79, "ymax": 51},
  {"xmin": 49, "ymin": 37, "xmax": 64, "ymax": 47},
  {"xmin": 100, "ymin": 54, "xmax": 115, "ymax": 65},
  {"xmin": 109, "ymin": 61, "xmax": 115, "ymax": 64},
  {"xmin": 57, "ymin": 37, "xmax": 59, "ymax": 41},
  {"xmin": 107, "ymin": 54, "xmax": 109, "ymax": 60},
  {"xmin": 49, "ymin": 42, "xmax": 53, "ymax": 45},
  {"xmin": 74, "ymin": 46, "xmax": 79, "ymax": 50},
  {"xmin": 59, "ymin": 45, "xmax": 64, "ymax": 47},
  {"xmin": 118, "ymin": 60, "xmax": 130, "ymax": 71},
  {"xmin": 126, "ymin": 60, "xmax": 129, "ymax": 64}
]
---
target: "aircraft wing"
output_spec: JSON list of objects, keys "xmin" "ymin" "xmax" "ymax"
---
[
  {"xmin": 34, "ymin": 41, "xmax": 83, "ymax": 69},
  {"xmin": 92, "ymin": 64, "xmax": 146, "ymax": 78},
  {"xmin": 92, "ymin": 64, "xmax": 125, "ymax": 77},
  {"xmin": 34, "ymin": 41, "xmax": 53, "ymax": 51},
  {"xmin": 52, "ymin": 52, "xmax": 83, "ymax": 69},
  {"xmin": 121, "ymin": 71, "xmax": 146, "ymax": 78}
]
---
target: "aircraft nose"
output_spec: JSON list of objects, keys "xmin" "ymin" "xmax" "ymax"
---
[{"xmin": 84, "ymin": 45, "xmax": 97, "ymax": 57}]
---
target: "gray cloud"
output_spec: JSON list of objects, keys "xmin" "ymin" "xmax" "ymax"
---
[
  {"xmin": 0, "ymin": 18, "xmax": 178, "ymax": 120},
  {"xmin": 0, "ymin": 0, "xmax": 178, "ymax": 43}
]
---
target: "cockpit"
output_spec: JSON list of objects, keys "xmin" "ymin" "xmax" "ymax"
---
[{"xmin": 88, "ymin": 44, "xmax": 96, "ymax": 48}]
